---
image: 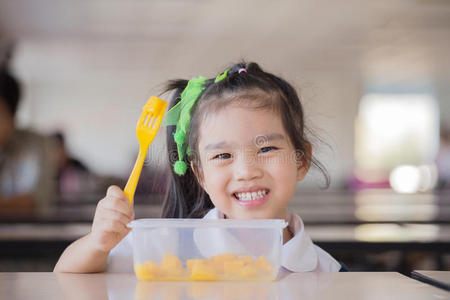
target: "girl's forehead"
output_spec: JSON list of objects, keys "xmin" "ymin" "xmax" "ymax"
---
[
  {"xmin": 198, "ymin": 106, "xmax": 288, "ymax": 148},
  {"xmin": 202, "ymin": 100, "xmax": 281, "ymax": 120},
  {"xmin": 202, "ymin": 105, "xmax": 282, "ymax": 128}
]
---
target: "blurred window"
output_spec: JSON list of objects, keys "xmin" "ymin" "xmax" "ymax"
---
[{"xmin": 354, "ymin": 94, "xmax": 439, "ymax": 192}]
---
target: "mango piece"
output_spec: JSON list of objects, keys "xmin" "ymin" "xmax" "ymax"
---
[
  {"xmin": 240, "ymin": 264, "xmax": 259, "ymax": 279},
  {"xmin": 134, "ymin": 263, "xmax": 156, "ymax": 280},
  {"xmin": 187, "ymin": 259, "xmax": 203, "ymax": 273},
  {"xmin": 210, "ymin": 253, "xmax": 236, "ymax": 273},
  {"xmin": 223, "ymin": 260, "xmax": 245, "ymax": 276},
  {"xmin": 146, "ymin": 260, "xmax": 162, "ymax": 274},
  {"xmin": 190, "ymin": 262, "xmax": 217, "ymax": 281},
  {"xmin": 162, "ymin": 253, "xmax": 183, "ymax": 269},
  {"xmin": 254, "ymin": 256, "xmax": 273, "ymax": 274},
  {"xmin": 161, "ymin": 253, "xmax": 183, "ymax": 276}
]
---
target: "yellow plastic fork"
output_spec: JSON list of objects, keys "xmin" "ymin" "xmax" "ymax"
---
[{"xmin": 124, "ymin": 96, "xmax": 167, "ymax": 205}]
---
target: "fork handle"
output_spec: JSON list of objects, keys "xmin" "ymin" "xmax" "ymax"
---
[{"xmin": 124, "ymin": 145, "xmax": 148, "ymax": 206}]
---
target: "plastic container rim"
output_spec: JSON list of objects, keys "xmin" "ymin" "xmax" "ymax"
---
[{"xmin": 128, "ymin": 218, "xmax": 288, "ymax": 229}]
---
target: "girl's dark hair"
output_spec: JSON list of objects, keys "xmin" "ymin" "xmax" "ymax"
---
[{"xmin": 161, "ymin": 61, "xmax": 329, "ymax": 218}]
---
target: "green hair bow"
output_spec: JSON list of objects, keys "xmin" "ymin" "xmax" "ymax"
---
[{"xmin": 163, "ymin": 69, "xmax": 229, "ymax": 175}]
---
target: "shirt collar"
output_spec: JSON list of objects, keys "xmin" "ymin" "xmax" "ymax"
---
[
  {"xmin": 203, "ymin": 207, "xmax": 224, "ymax": 219},
  {"xmin": 282, "ymin": 211, "xmax": 318, "ymax": 272},
  {"xmin": 203, "ymin": 208, "xmax": 318, "ymax": 272}
]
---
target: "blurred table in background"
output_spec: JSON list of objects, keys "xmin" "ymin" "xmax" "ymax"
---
[
  {"xmin": 2, "ymin": 189, "xmax": 448, "ymax": 224},
  {"xmin": 290, "ymin": 189, "xmax": 450, "ymax": 224},
  {"xmin": 289, "ymin": 189, "xmax": 450, "ymax": 272}
]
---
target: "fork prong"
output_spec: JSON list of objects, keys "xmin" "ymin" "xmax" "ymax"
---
[
  {"xmin": 138, "ymin": 112, "xmax": 149, "ymax": 126},
  {"xmin": 149, "ymin": 115, "xmax": 158, "ymax": 128},
  {"xmin": 143, "ymin": 114, "xmax": 148, "ymax": 126},
  {"xmin": 146, "ymin": 115, "xmax": 154, "ymax": 127},
  {"xmin": 145, "ymin": 115, "xmax": 152, "ymax": 126},
  {"xmin": 144, "ymin": 115, "xmax": 148, "ymax": 126},
  {"xmin": 151, "ymin": 115, "xmax": 163, "ymax": 129}
]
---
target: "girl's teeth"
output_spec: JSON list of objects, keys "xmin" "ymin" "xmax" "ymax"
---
[{"xmin": 235, "ymin": 190, "xmax": 267, "ymax": 201}]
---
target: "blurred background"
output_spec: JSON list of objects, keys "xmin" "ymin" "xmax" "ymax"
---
[{"xmin": 0, "ymin": 0, "xmax": 449, "ymax": 274}]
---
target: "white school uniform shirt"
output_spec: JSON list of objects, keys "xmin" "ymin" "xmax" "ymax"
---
[{"xmin": 106, "ymin": 208, "xmax": 341, "ymax": 273}]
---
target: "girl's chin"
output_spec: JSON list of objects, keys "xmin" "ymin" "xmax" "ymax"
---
[{"xmin": 228, "ymin": 208, "xmax": 282, "ymax": 220}]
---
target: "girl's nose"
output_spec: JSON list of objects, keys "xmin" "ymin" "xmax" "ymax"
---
[{"xmin": 233, "ymin": 153, "xmax": 263, "ymax": 181}]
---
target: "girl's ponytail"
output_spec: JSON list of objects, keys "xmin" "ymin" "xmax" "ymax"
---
[{"xmin": 161, "ymin": 81, "xmax": 214, "ymax": 218}]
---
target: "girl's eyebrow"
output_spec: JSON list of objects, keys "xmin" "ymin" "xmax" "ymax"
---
[
  {"xmin": 204, "ymin": 133, "xmax": 285, "ymax": 151},
  {"xmin": 262, "ymin": 133, "xmax": 285, "ymax": 142}
]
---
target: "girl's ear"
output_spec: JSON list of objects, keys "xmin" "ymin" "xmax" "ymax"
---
[
  {"xmin": 296, "ymin": 143, "xmax": 312, "ymax": 181},
  {"xmin": 191, "ymin": 162, "xmax": 207, "ymax": 193}
]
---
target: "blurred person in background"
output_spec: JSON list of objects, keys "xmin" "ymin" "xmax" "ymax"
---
[
  {"xmin": 0, "ymin": 65, "xmax": 56, "ymax": 216},
  {"xmin": 51, "ymin": 131, "xmax": 129, "ymax": 204},
  {"xmin": 51, "ymin": 131, "xmax": 90, "ymax": 201}
]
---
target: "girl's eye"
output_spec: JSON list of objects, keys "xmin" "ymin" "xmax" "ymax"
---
[
  {"xmin": 259, "ymin": 146, "xmax": 278, "ymax": 153},
  {"xmin": 213, "ymin": 153, "xmax": 231, "ymax": 160}
]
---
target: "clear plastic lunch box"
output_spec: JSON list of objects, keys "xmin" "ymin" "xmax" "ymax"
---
[{"xmin": 128, "ymin": 218, "xmax": 287, "ymax": 281}]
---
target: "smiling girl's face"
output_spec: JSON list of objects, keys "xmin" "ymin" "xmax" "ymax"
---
[{"xmin": 195, "ymin": 104, "xmax": 308, "ymax": 220}]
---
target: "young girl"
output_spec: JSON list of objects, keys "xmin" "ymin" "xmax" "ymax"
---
[{"xmin": 54, "ymin": 61, "xmax": 345, "ymax": 273}]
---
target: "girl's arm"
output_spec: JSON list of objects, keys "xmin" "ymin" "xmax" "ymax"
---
[
  {"xmin": 54, "ymin": 186, "xmax": 134, "ymax": 273},
  {"xmin": 54, "ymin": 233, "xmax": 110, "ymax": 273}
]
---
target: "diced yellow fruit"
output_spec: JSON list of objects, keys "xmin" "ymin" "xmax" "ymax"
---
[
  {"xmin": 161, "ymin": 253, "xmax": 183, "ymax": 276},
  {"xmin": 145, "ymin": 260, "xmax": 162, "ymax": 276},
  {"xmin": 191, "ymin": 263, "xmax": 217, "ymax": 281},
  {"xmin": 254, "ymin": 256, "xmax": 273, "ymax": 273},
  {"xmin": 240, "ymin": 265, "xmax": 259, "ymax": 279},
  {"xmin": 186, "ymin": 259, "xmax": 203, "ymax": 273},
  {"xmin": 162, "ymin": 253, "xmax": 183, "ymax": 269},
  {"xmin": 162, "ymin": 266, "xmax": 182, "ymax": 277},
  {"xmin": 210, "ymin": 253, "xmax": 236, "ymax": 273},
  {"xmin": 223, "ymin": 260, "xmax": 245, "ymax": 275},
  {"xmin": 134, "ymin": 263, "xmax": 156, "ymax": 280},
  {"xmin": 136, "ymin": 254, "xmax": 273, "ymax": 281}
]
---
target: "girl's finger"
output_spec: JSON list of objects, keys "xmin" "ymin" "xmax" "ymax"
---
[
  {"xmin": 101, "ymin": 219, "xmax": 130, "ymax": 235},
  {"xmin": 101, "ymin": 209, "xmax": 133, "ymax": 226},
  {"xmin": 102, "ymin": 194, "xmax": 133, "ymax": 217},
  {"xmin": 106, "ymin": 185, "xmax": 128, "ymax": 203}
]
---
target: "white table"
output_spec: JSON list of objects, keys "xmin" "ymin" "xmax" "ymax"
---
[
  {"xmin": 0, "ymin": 272, "xmax": 448, "ymax": 300},
  {"xmin": 412, "ymin": 270, "xmax": 450, "ymax": 291}
]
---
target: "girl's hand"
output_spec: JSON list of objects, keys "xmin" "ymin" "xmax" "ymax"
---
[{"xmin": 88, "ymin": 185, "xmax": 135, "ymax": 253}]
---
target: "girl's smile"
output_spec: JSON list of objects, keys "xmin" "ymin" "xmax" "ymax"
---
[
  {"xmin": 196, "ymin": 104, "xmax": 308, "ymax": 220},
  {"xmin": 232, "ymin": 187, "xmax": 270, "ymax": 207}
]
